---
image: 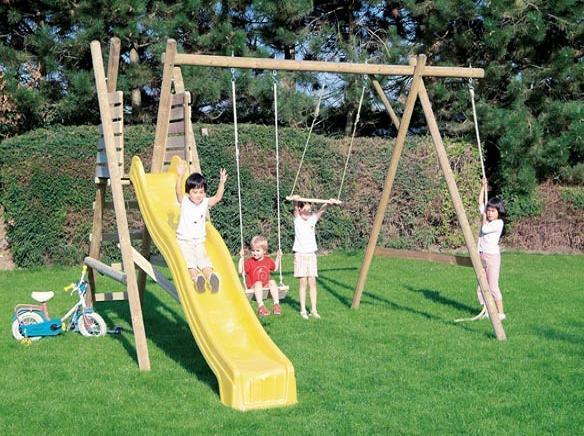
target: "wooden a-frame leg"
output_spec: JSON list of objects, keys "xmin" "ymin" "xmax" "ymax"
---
[
  {"xmin": 92, "ymin": 41, "xmax": 151, "ymax": 370},
  {"xmin": 351, "ymin": 56, "xmax": 427, "ymax": 309},
  {"xmin": 417, "ymin": 79, "xmax": 507, "ymax": 341}
]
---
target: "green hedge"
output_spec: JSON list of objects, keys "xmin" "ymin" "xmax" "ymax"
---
[{"xmin": 0, "ymin": 124, "xmax": 481, "ymax": 267}]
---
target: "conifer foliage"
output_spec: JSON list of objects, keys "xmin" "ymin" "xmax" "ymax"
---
[{"xmin": 0, "ymin": 1, "xmax": 581, "ymax": 218}]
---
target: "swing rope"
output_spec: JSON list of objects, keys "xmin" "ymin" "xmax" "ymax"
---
[
  {"xmin": 455, "ymin": 76, "xmax": 491, "ymax": 324},
  {"xmin": 231, "ymin": 66, "xmax": 247, "ymax": 287},
  {"xmin": 468, "ymin": 77, "xmax": 488, "ymax": 208},
  {"xmin": 289, "ymin": 85, "xmax": 325, "ymax": 197},
  {"xmin": 272, "ymin": 71, "xmax": 284, "ymax": 286},
  {"xmin": 337, "ymin": 80, "xmax": 367, "ymax": 200}
]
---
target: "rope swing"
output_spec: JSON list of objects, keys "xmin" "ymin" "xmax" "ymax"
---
[
  {"xmin": 468, "ymin": 76, "xmax": 488, "ymax": 209},
  {"xmin": 231, "ymin": 67, "xmax": 288, "ymax": 295},
  {"xmin": 286, "ymin": 78, "xmax": 366, "ymax": 205}
]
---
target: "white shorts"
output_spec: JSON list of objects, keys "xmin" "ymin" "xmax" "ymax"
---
[
  {"xmin": 294, "ymin": 252, "xmax": 318, "ymax": 278},
  {"xmin": 177, "ymin": 239, "xmax": 212, "ymax": 270}
]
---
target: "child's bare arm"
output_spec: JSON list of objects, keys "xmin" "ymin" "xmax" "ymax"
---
[
  {"xmin": 238, "ymin": 248, "xmax": 245, "ymax": 275},
  {"xmin": 478, "ymin": 177, "xmax": 487, "ymax": 208},
  {"xmin": 274, "ymin": 249, "xmax": 282, "ymax": 272},
  {"xmin": 293, "ymin": 201, "xmax": 300, "ymax": 218},
  {"xmin": 209, "ymin": 168, "xmax": 228, "ymax": 207},
  {"xmin": 176, "ymin": 162, "xmax": 185, "ymax": 203},
  {"xmin": 315, "ymin": 200, "xmax": 333, "ymax": 220}
]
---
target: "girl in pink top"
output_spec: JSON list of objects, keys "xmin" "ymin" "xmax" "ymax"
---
[{"xmin": 476, "ymin": 178, "xmax": 507, "ymax": 320}]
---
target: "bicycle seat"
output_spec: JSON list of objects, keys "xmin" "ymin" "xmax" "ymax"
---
[{"xmin": 31, "ymin": 291, "xmax": 55, "ymax": 303}]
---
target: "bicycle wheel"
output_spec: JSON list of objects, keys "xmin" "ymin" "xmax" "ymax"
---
[
  {"xmin": 78, "ymin": 312, "xmax": 107, "ymax": 337},
  {"xmin": 11, "ymin": 311, "xmax": 44, "ymax": 342}
]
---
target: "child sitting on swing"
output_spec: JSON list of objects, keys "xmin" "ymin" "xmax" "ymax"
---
[
  {"xmin": 238, "ymin": 235, "xmax": 282, "ymax": 317},
  {"xmin": 176, "ymin": 162, "xmax": 227, "ymax": 293}
]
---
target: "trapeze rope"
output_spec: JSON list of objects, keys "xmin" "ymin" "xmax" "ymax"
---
[
  {"xmin": 337, "ymin": 81, "xmax": 367, "ymax": 200},
  {"xmin": 289, "ymin": 85, "xmax": 325, "ymax": 197}
]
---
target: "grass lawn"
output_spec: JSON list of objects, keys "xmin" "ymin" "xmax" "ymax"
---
[{"xmin": 1, "ymin": 251, "xmax": 582, "ymax": 434}]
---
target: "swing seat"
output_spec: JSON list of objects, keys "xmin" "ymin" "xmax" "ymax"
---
[
  {"xmin": 285, "ymin": 195, "xmax": 342, "ymax": 205},
  {"xmin": 244, "ymin": 285, "xmax": 289, "ymax": 301}
]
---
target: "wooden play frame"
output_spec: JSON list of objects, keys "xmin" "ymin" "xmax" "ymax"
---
[
  {"xmin": 87, "ymin": 37, "xmax": 505, "ymax": 372},
  {"xmin": 86, "ymin": 38, "xmax": 200, "ymax": 371},
  {"xmin": 154, "ymin": 39, "xmax": 505, "ymax": 341}
]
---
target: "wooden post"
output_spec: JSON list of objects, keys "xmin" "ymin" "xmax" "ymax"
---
[
  {"xmin": 106, "ymin": 37, "xmax": 121, "ymax": 92},
  {"xmin": 91, "ymin": 41, "xmax": 152, "ymax": 369},
  {"xmin": 351, "ymin": 56, "xmax": 427, "ymax": 309},
  {"xmin": 417, "ymin": 79, "xmax": 507, "ymax": 341},
  {"xmin": 152, "ymin": 39, "xmax": 177, "ymax": 173},
  {"xmin": 369, "ymin": 76, "xmax": 400, "ymax": 130},
  {"xmin": 87, "ymin": 183, "xmax": 106, "ymax": 304}
]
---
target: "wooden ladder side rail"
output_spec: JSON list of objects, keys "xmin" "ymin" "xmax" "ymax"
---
[
  {"xmin": 138, "ymin": 62, "xmax": 202, "ymax": 298},
  {"xmin": 351, "ymin": 56, "xmax": 427, "ymax": 310},
  {"xmin": 374, "ymin": 247, "xmax": 473, "ymax": 267},
  {"xmin": 91, "ymin": 40, "xmax": 151, "ymax": 370},
  {"xmin": 87, "ymin": 37, "xmax": 121, "ymax": 305},
  {"xmin": 417, "ymin": 78, "xmax": 507, "ymax": 341},
  {"xmin": 152, "ymin": 39, "xmax": 177, "ymax": 173}
]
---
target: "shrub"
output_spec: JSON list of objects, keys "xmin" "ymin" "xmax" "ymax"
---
[{"xmin": 0, "ymin": 124, "xmax": 481, "ymax": 266}]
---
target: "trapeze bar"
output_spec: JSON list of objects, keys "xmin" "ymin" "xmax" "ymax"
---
[
  {"xmin": 286, "ymin": 195, "xmax": 343, "ymax": 205},
  {"xmin": 170, "ymin": 53, "xmax": 484, "ymax": 79}
]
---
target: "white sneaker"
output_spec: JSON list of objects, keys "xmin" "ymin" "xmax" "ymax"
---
[
  {"xmin": 310, "ymin": 311, "xmax": 321, "ymax": 319},
  {"xmin": 499, "ymin": 313, "xmax": 507, "ymax": 321},
  {"xmin": 300, "ymin": 311, "xmax": 309, "ymax": 320}
]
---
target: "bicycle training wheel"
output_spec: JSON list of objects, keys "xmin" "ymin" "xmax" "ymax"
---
[
  {"xmin": 11, "ymin": 311, "xmax": 44, "ymax": 342},
  {"xmin": 78, "ymin": 313, "xmax": 107, "ymax": 337}
]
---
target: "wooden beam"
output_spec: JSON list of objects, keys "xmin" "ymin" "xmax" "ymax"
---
[
  {"xmin": 91, "ymin": 40, "xmax": 152, "ymax": 370},
  {"xmin": 352, "ymin": 55, "xmax": 427, "ymax": 310},
  {"xmin": 417, "ymin": 79, "xmax": 506, "ymax": 341},
  {"xmin": 374, "ymin": 247, "xmax": 473, "ymax": 267},
  {"xmin": 170, "ymin": 52, "xmax": 485, "ymax": 79}
]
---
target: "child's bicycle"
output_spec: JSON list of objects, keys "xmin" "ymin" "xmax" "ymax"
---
[{"xmin": 11, "ymin": 265, "xmax": 107, "ymax": 344}]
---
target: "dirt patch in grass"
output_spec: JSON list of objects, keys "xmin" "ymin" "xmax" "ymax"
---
[
  {"xmin": 505, "ymin": 181, "xmax": 584, "ymax": 253},
  {"xmin": 0, "ymin": 207, "xmax": 15, "ymax": 270}
]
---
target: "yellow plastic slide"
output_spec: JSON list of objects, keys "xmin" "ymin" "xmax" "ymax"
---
[{"xmin": 129, "ymin": 156, "xmax": 297, "ymax": 411}]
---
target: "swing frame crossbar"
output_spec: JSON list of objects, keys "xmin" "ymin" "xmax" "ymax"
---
[{"xmin": 154, "ymin": 39, "xmax": 506, "ymax": 342}]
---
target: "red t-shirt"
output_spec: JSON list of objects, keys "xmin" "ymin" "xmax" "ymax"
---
[{"xmin": 244, "ymin": 256, "xmax": 276, "ymax": 288}]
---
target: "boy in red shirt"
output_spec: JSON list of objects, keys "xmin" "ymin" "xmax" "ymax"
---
[{"xmin": 238, "ymin": 235, "xmax": 282, "ymax": 317}]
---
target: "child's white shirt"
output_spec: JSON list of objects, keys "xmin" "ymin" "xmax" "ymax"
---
[
  {"xmin": 478, "ymin": 218, "xmax": 503, "ymax": 254},
  {"xmin": 293, "ymin": 214, "xmax": 318, "ymax": 253},
  {"xmin": 176, "ymin": 197, "xmax": 208, "ymax": 243}
]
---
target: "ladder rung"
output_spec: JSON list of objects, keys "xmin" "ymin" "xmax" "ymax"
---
[
  {"xmin": 94, "ymin": 177, "xmax": 131, "ymax": 186},
  {"xmin": 94, "ymin": 291, "xmax": 128, "ymax": 302},
  {"xmin": 91, "ymin": 230, "xmax": 145, "ymax": 242}
]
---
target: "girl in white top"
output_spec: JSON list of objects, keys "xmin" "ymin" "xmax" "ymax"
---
[
  {"xmin": 292, "ymin": 199, "xmax": 335, "ymax": 320},
  {"xmin": 176, "ymin": 162, "xmax": 227, "ymax": 293},
  {"xmin": 476, "ymin": 178, "xmax": 507, "ymax": 320}
]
